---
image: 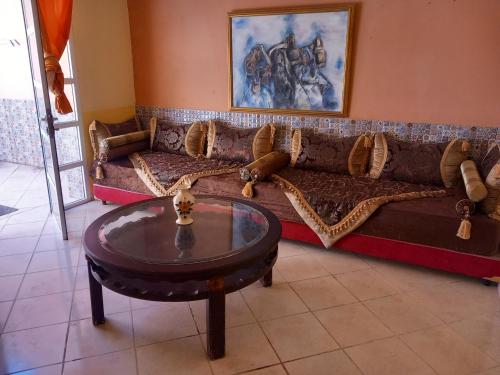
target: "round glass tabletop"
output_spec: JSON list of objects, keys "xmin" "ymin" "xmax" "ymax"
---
[{"xmin": 97, "ymin": 197, "xmax": 269, "ymax": 264}]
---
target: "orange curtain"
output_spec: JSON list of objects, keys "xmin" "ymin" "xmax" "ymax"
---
[{"xmin": 37, "ymin": 0, "xmax": 73, "ymax": 114}]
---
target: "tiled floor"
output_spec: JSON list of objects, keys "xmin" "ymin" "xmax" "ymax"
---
[{"xmin": 1, "ymin": 163, "xmax": 500, "ymax": 374}]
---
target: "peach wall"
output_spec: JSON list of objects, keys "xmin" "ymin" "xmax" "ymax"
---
[
  {"xmin": 71, "ymin": 0, "xmax": 136, "ymax": 168},
  {"xmin": 128, "ymin": 0, "xmax": 500, "ymax": 127}
]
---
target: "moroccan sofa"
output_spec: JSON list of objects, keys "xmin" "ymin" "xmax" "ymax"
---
[{"xmin": 89, "ymin": 117, "xmax": 500, "ymax": 281}]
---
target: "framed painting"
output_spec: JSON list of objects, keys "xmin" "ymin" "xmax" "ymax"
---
[{"xmin": 228, "ymin": 4, "xmax": 355, "ymax": 117}]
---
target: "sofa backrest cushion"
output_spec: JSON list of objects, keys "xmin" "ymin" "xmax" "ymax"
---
[
  {"xmin": 290, "ymin": 128, "xmax": 370, "ymax": 175},
  {"xmin": 206, "ymin": 122, "xmax": 275, "ymax": 163},
  {"xmin": 149, "ymin": 117, "xmax": 207, "ymax": 157},
  {"xmin": 150, "ymin": 117, "xmax": 190, "ymax": 155},
  {"xmin": 480, "ymin": 144, "xmax": 500, "ymax": 219},
  {"xmin": 89, "ymin": 117, "xmax": 142, "ymax": 159},
  {"xmin": 369, "ymin": 133, "xmax": 470, "ymax": 187}
]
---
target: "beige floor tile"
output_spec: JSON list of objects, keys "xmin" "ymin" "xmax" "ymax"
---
[
  {"xmin": 66, "ymin": 311, "xmax": 134, "ymax": 361},
  {"xmin": 190, "ymin": 292, "xmax": 255, "ymax": 333},
  {"xmin": 130, "ymin": 298, "xmax": 166, "ymax": 310},
  {"xmin": 346, "ymin": 337, "xmax": 434, "ymax": 375},
  {"xmin": 244, "ymin": 268, "xmax": 286, "ymax": 289},
  {"xmin": 241, "ymin": 283, "xmax": 308, "ymax": 321},
  {"xmin": 204, "ymin": 324, "xmax": 279, "ymax": 375},
  {"xmin": 15, "ymin": 364, "xmax": 63, "ymax": 375},
  {"xmin": 336, "ymin": 269, "xmax": 400, "ymax": 301},
  {"xmin": 18, "ymin": 268, "xmax": 76, "ymax": 298},
  {"xmin": 261, "ymin": 312, "xmax": 338, "ymax": 361},
  {"xmin": 408, "ymin": 283, "xmax": 497, "ymax": 323},
  {"xmin": 63, "ymin": 349, "xmax": 136, "ymax": 375},
  {"xmin": 36, "ymin": 233, "xmax": 82, "ymax": 252},
  {"xmin": 0, "ymin": 323, "xmax": 67, "ymax": 373},
  {"xmin": 136, "ymin": 336, "xmax": 211, "ymax": 375},
  {"xmin": 401, "ymin": 325, "xmax": 497, "ymax": 375},
  {"xmin": 285, "ymin": 350, "xmax": 362, "ymax": 375},
  {"xmin": 132, "ymin": 302, "xmax": 198, "ymax": 346},
  {"xmin": 0, "ymin": 253, "xmax": 32, "ymax": 276},
  {"xmin": 291, "ymin": 276, "xmax": 357, "ymax": 311},
  {"xmin": 364, "ymin": 294, "xmax": 443, "ymax": 334},
  {"xmin": 448, "ymin": 280, "xmax": 500, "ymax": 308},
  {"xmin": 0, "ymin": 221, "xmax": 45, "ymax": 239},
  {"xmin": 315, "ymin": 302, "xmax": 392, "ymax": 347},
  {"xmin": 474, "ymin": 367, "xmax": 500, "ymax": 375},
  {"xmin": 241, "ymin": 364, "xmax": 287, "ymax": 375},
  {"xmin": 71, "ymin": 288, "xmax": 130, "ymax": 321},
  {"xmin": 278, "ymin": 240, "xmax": 308, "ymax": 258},
  {"xmin": 0, "ymin": 301, "xmax": 12, "ymax": 330},
  {"xmin": 275, "ymin": 254, "xmax": 329, "ymax": 282},
  {"xmin": 0, "ymin": 274, "xmax": 23, "ymax": 301},
  {"xmin": 449, "ymin": 314, "xmax": 500, "ymax": 360},
  {"xmin": 74, "ymin": 265, "xmax": 90, "ymax": 290},
  {"xmin": 369, "ymin": 259, "xmax": 460, "ymax": 291},
  {"xmin": 28, "ymin": 249, "xmax": 80, "ymax": 273},
  {"xmin": 5, "ymin": 292, "xmax": 72, "ymax": 332},
  {"xmin": 0, "ymin": 236, "xmax": 38, "ymax": 256},
  {"xmin": 313, "ymin": 249, "xmax": 371, "ymax": 275}
]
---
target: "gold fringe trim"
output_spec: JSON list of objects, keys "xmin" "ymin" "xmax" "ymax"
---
[
  {"xmin": 129, "ymin": 152, "xmax": 239, "ymax": 197},
  {"xmin": 271, "ymin": 174, "xmax": 447, "ymax": 248}
]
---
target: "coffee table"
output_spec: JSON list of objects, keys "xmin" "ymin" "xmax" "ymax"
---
[{"xmin": 83, "ymin": 195, "xmax": 281, "ymax": 359}]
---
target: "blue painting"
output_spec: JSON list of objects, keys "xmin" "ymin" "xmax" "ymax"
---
[{"xmin": 230, "ymin": 7, "xmax": 353, "ymax": 115}]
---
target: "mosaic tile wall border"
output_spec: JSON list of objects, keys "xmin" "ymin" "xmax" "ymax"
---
[
  {"xmin": 0, "ymin": 98, "xmax": 43, "ymax": 167},
  {"xmin": 137, "ymin": 105, "xmax": 499, "ymax": 162}
]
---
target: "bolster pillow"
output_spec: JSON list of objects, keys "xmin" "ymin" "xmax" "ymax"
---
[
  {"xmin": 240, "ymin": 151, "xmax": 290, "ymax": 181},
  {"xmin": 99, "ymin": 130, "xmax": 150, "ymax": 161},
  {"xmin": 461, "ymin": 160, "xmax": 488, "ymax": 202},
  {"xmin": 251, "ymin": 152, "xmax": 291, "ymax": 182}
]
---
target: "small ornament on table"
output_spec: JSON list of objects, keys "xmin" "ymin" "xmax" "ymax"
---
[{"xmin": 173, "ymin": 188, "xmax": 195, "ymax": 225}]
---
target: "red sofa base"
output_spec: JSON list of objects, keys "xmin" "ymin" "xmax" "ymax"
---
[{"xmin": 93, "ymin": 184, "xmax": 500, "ymax": 280}]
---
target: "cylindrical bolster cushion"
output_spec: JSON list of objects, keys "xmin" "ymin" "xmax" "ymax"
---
[
  {"xmin": 100, "ymin": 141, "xmax": 150, "ymax": 161},
  {"xmin": 240, "ymin": 151, "xmax": 290, "ymax": 181},
  {"xmin": 252, "ymin": 152, "xmax": 291, "ymax": 181},
  {"xmin": 101, "ymin": 130, "xmax": 150, "ymax": 149},
  {"xmin": 461, "ymin": 160, "xmax": 488, "ymax": 202}
]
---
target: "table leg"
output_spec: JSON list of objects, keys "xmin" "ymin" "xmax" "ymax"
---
[
  {"xmin": 260, "ymin": 268, "xmax": 273, "ymax": 287},
  {"xmin": 207, "ymin": 277, "xmax": 225, "ymax": 360},
  {"xmin": 87, "ymin": 261, "xmax": 105, "ymax": 326}
]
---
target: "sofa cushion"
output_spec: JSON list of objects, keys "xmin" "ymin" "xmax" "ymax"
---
[
  {"xmin": 480, "ymin": 144, "xmax": 500, "ymax": 219},
  {"xmin": 369, "ymin": 134, "xmax": 469, "ymax": 186},
  {"xmin": 206, "ymin": 122, "xmax": 275, "ymax": 163},
  {"xmin": 89, "ymin": 117, "xmax": 142, "ymax": 159},
  {"xmin": 150, "ymin": 117, "xmax": 190, "ymax": 155},
  {"xmin": 99, "ymin": 130, "xmax": 150, "ymax": 161},
  {"xmin": 290, "ymin": 128, "xmax": 369, "ymax": 175}
]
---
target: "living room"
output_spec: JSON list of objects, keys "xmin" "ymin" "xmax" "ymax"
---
[{"xmin": 0, "ymin": 0, "xmax": 499, "ymax": 374}]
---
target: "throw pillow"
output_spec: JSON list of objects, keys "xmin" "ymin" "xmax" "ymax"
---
[
  {"xmin": 150, "ymin": 117, "xmax": 191, "ymax": 155},
  {"xmin": 290, "ymin": 128, "xmax": 370, "ymax": 176},
  {"xmin": 206, "ymin": 122, "xmax": 275, "ymax": 163},
  {"xmin": 479, "ymin": 144, "xmax": 500, "ymax": 219}
]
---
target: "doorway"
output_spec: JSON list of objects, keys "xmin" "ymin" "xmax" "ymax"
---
[{"xmin": 0, "ymin": 0, "xmax": 90, "ymax": 239}]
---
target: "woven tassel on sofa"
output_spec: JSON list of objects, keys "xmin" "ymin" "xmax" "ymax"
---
[
  {"xmin": 455, "ymin": 199, "xmax": 474, "ymax": 240},
  {"xmin": 242, "ymin": 180, "xmax": 255, "ymax": 198},
  {"xmin": 456, "ymin": 218, "xmax": 471, "ymax": 240},
  {"xmin": 95, "ymin": 161, "xmax": 105, "ymax": 180}
]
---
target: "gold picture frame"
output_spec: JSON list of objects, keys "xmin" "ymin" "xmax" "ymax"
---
[{"xmin": 228, "ymin": 4, "xmax": 355, "ymax": 117}]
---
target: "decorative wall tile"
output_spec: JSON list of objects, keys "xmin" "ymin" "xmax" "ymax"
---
[
  {"xmin": 137, "ymin": 105, "xmax": 499, "ymax": 161},
  {"xmin": 0, "ymin": 99, "xmax": 43, "ymax": 167}
]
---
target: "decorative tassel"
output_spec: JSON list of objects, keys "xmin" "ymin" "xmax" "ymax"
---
[
  {"xmin": 456, "ymin": 218, "xmax": 471, "ymax": 240},
  {"xmin": 455, "ymin": 200, "xmax": 473, "ymax": 240},
  {"xmin": 95, "ymin": 161, "xmax": 104, "ymax": 180},
  {"xmin": 242, "ymin": 181, "xmax": 255, "ymax": 198}
]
